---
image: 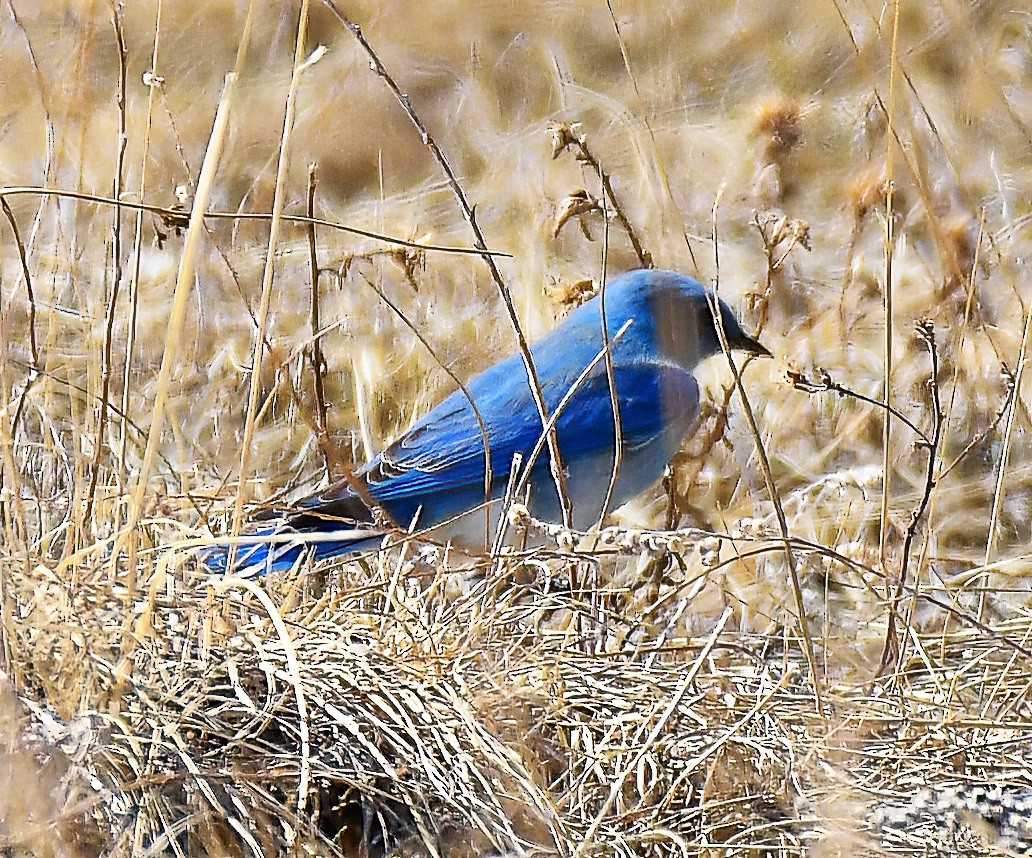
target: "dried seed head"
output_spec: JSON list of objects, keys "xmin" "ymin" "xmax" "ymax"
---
[
  {"xmin": 847, "ymin": 170, "xmax": 883, "ymax": 220},
  {"xmin": 548, "ymin": 122, "xmax": 584, "ymax": 159},
  {"xmin": 552, "ymin": 189, "xmax": 603, "ymax": 239},
  {"xmin": 752, "ymin": 95, "xmax": 803, "ymax": 161}
]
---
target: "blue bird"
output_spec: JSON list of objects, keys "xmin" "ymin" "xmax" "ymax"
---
[{"xmin": 203, "ymin": 269, "xmax": 769, "ymax": 575}]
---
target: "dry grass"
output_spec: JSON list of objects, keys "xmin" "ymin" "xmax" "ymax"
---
[{"xmin": 1, "ymin": 1, "xmax": 1032, "ymax": 855}]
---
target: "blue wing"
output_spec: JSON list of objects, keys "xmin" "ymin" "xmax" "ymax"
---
[{"xmin": 301, "ymin": 352, "xmax": 700, "ymax": 528}]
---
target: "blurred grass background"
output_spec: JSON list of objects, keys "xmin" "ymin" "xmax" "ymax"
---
[{"xmin": 1, "ymin": 1, "xmax": 1031, "ymax": 855}]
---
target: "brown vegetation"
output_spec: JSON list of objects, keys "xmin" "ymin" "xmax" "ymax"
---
[{"xmin": 1, "ymin": 1, "xmax": 1031, "ymax": 855}]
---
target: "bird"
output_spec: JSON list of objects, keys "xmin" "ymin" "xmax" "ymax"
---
[{"xmin": 203, "ymin": 269, "xmax": 770, "ymax": 575}]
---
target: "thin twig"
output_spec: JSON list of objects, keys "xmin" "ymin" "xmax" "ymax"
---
[
  {"xmin": 752, "ymin": 210, "xmax": 810, "ymax": 332},
  {"xmin": 788, "ymin": 367, "xmax": 929, "ymax": 444},
  {"xmin": 0, "ymin": 185, "xmax": 508, "ymax": 258},
  {"xmin": 831, "ymin": 0, "xmax": 969, "ymax": 290},
  {"xmin": 352, "ymin": 268, "xmax": 493, "ymax": 538},
  {"xmin": 879, "ymin": 0, "xmax": 901, "ymax": 585},
  {"xmin": 980, "ymin": 291, "xmax": 1032, "ymax": 621},
  {"xmin": 120, "ymin": 0, "xmax": 164, "ymax": 483},
  {"xmin": 119, "ymin": 69, "xmax": 241, "ymax": 596},
  {"xmin": 708, "ymin": 192, "xmax": 823, "ymax": 715},
  {"xmin": 304, "ymin": 165, "xmax": 333, "ymax": 477},
  {"xmin": 879, "ymin": 321, "xmax": 944, "ymax": 677},
  {"xmin": 83, "ymin": 3, "xmax": 129, "ymax": 530},
  {"xmin": 510, "ymin": 321, "xmax": 634, "ymax": 505},
  {"xmin": 0, "ymin": 198, "xmax": 38, "ymax": 368},
  {"xmin": 2, "ymin": 354, "xmax": 193, "ymax": 499},
  {"xmin": 585, "ymin": 177, "xmax": 619, "ymax": 651},
  {"xmin": 939, "ymin": 366, "xmax": 1015, "ymax": 481},
  {"xmin": 322, "ymin": 0, "xmax": 573, "ymax": 527},
  {"xmin": 229, "ymin": 0, "xmax": 311, "ymax": 568},
  {"xmin": 578, "ymin": 138, "xmax": 651, "ymax": 268},
  {"xmin": 550, "ymin": 122, "xmax": 651, "ymax": 269},
  {"xmin": 602, "ymin": 0, "xmax": 683, "ymax": 261},
  {"xmin": 0, "ymin": 195, "xmax": 42, "ymax": 461},
  {"xmin": 4, "ymin": 0, "xmax": 56, "ymax": 279},
  {"xmin": 597, "ymin": 182, "xmax": 623, "ymax": 526}
]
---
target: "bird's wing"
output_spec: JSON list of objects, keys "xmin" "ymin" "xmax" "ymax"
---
[{"xmin": 305, "ymin": 357, "xmax": 698, "ymax": 507}]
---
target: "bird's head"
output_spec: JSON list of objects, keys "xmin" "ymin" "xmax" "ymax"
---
[{"xmin": 627, "ymin": 269, "xmax": 771, "ymax": 368}]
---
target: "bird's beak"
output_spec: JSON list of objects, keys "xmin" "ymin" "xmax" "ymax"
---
[{"xmin": 734, "ymin": 329, "xmax": 772, "ymax": 358}]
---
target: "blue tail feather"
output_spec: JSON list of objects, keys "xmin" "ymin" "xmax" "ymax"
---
[{"xmin": 200, "ymin": 524, "xmax": 381, "ymax": 576}]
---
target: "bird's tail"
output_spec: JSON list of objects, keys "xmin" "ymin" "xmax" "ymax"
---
[{"xmin": 200, "ymin": 521, "xmax": 383, "ymax": 576}]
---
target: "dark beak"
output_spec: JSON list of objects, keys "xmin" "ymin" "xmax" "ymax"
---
[{"xmin": 733, "ymin": 329, "xmax": 772, "ymax": 358}]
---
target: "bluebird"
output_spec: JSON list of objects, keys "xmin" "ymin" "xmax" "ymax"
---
[{"xmin": 203, "ymin": 269, "xmax": 769, "ymax": 575}]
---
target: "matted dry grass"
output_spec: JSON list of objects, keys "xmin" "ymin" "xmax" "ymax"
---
[{"xmin": 1, "ymin": 1, "xmax": 1031, "ymax": 856}]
